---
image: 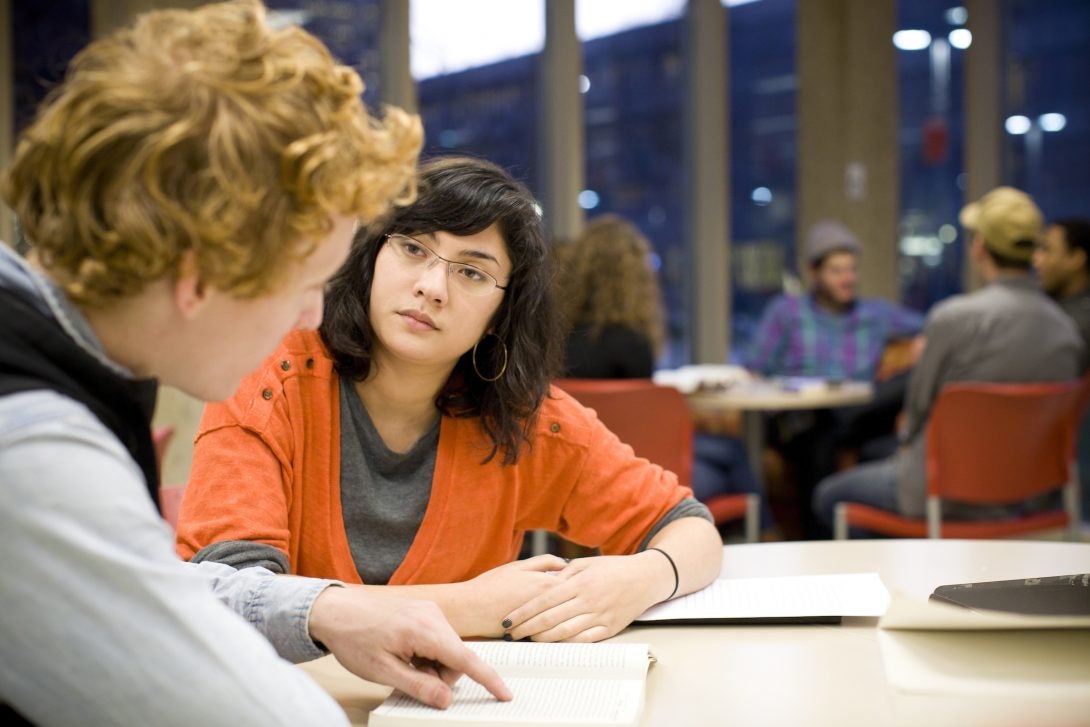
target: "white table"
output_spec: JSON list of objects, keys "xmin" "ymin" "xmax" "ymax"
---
[
  {"xmin": 686, "ymin": 379, "xmax": 874, "ymax": 494},
  {"xmin": 300, "ymin": 539, "xmax": 1090, "ymax": 726}
]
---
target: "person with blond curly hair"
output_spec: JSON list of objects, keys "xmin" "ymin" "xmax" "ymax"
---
[
  {"xmin": 559, "ymin": 214, "xmax": 665, "ymax": 378},
  {"xmin": 0, "ymin": 2, "xmax": 510, "ymax": 724}
]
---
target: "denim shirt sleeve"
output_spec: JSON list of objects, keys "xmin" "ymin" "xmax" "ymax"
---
[
  {"xmin": 0, "ymin": 390, "xmax": 350, "ymax": 727},
  {"xmin": 193, "ymin": 560, "xmax": 340, "ymax": 663}
]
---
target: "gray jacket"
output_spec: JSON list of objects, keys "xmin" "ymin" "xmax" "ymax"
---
[
  {"xmin": 0, "ymin": 243, "xmax": 349, "ymax": 726},
  {"xmin": 897, "ymin": 275, "xmax": 1084, "ymax": 517}
]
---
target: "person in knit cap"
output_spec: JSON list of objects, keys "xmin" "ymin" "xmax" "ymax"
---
[
  {"xmin": 734, "ymin": 219, "xmax": 924, "ymax": 538},
  {"xmin": 746, "ymin": 219, "xmax": 923, "ymax": 380}
]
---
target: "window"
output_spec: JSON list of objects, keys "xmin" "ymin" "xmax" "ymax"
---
[
  {"xmin": 266, "ymin": 1, "xmax": 384, "ymax": 108},
  {"xmin": 580, "ymin": 16, "xmax": 686, "ymax": 366},
  {"xmin": 413, "ymin": 0, "xmax": 543, "ymax": 184},
  {"xmin": 729, "ymin": 0, "xmax": 797, "ymax": 359},
  {"xmin": 895, "ymin": 0, "xmax": 967, "ymax": 312},
  {"xmin": 1002, "ymin": 0, "xmax": 1090, "ymax": 219}
]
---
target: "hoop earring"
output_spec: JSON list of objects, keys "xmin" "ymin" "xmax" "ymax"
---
[{"xmin": 472, "ymin": 333, "xmax": 508, "ymax": 382}]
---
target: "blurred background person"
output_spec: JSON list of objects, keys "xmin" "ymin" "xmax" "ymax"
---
[
  {"xmin": 560, "ymin": 214, "xmax": 664, "ymax": 379},
  {"xmin": 741, "ymin": 220, "xmax": 925, "ymax": 538},
  {"xmin": 1033, "ymin": 216, "xmax": 1090, "ymax": 526},
  {"xmin": 745, "ymin": 219, "xmax": 924, "ymax": 383},
  {"xmin": 1034, "ymin": 218, "xmax": 1090, "ymax": 368},
  {"xmin": 559, "ymin": 214, "xmax": 765, "ymax": 539},
  {"xmin": 813, "ymin": 187, "xmax": 1083, "ymax": 533}
]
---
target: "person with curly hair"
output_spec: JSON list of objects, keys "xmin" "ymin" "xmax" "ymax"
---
[
  {"xmin": 0, "ymin": 2, "xmax": 510, "ymax": 724},
  {"xmin": 177, "ymin": 156, "xmax": 723, "ymax": 644},
  {"xmin": 559, "ymin": 214, "xmax": 665, "ymax": 378},
  {"xmin": 557, "ymin": 215, "xmax": 767, "ymax": 537}
]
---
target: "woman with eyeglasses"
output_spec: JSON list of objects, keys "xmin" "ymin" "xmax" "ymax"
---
[{"xmin": 176, "ymin": 155, "xmax": 722, "ymax": 643}]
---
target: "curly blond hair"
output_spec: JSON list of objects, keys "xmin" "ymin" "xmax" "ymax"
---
[
  {"xmin": 1, "ymin": 0, "xmax": 422, "ymax": 306},
  {"xmin": 559, "ymin": 214, "xmax": 665, "ymax": 352}
]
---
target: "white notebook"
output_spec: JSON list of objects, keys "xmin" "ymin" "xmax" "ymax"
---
[{"xmin": 635, "ymin": 573, "xmax": 891, "ymax": 624}]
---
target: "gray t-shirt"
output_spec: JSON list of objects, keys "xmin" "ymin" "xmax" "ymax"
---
[{"xmin": 338, "ymin": 377, "xmax": 439, "ymax": 584}]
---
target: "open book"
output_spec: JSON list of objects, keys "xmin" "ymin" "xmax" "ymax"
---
[
  {"xmin": 635, "ymin": 573, "xmax": 891, "ymax": 624},
  {"xmin": 369, "ymin": 641, "xmax": 653, "ymax": 727}
]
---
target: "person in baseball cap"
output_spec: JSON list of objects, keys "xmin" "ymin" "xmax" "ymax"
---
[
  {"xmin": 959, "ymin": 186, "xmax": 1043, "ymax": 263},
  {"xmin": 813, "ymin": 185, "xmax": 1083, "ymax": 534}
]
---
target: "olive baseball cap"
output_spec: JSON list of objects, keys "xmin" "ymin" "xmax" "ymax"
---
[{"xmin": 959, "ymin": 186, "xmax": 1042, "ymax": 262}]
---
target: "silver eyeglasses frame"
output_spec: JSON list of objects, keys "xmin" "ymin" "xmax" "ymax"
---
[{"xmin": 383, "ymin": 233, "xmax": 507, "ymax": 296}]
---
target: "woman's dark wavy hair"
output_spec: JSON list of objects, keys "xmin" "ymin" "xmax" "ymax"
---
[{"xmin": 320, "ymin": 155, "xmax": 565, "ymax": 464}]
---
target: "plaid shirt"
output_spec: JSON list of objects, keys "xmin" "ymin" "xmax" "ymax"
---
[{"xmin": 744, "ymin": 293, "xmax": 924, "ymax": 381}]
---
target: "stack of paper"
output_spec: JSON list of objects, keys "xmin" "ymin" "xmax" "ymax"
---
[
  {"xmin": 635, "ymin": 573, "xmax": 891, "ymax": 624},
  {"xmin": 878, "ymin": 593, "xmax": 1090, "ymax": 725},
  {"xmin": 652, "ymin": 364, "xmax": 753, "ymax": 394}
]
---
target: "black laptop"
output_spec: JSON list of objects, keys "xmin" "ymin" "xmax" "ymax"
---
[{"xmin": 930, "ymin": 573, "xmax": 1090, "ymax": 616}]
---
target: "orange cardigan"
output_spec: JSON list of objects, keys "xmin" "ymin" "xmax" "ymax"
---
[{"xmin": 176, "ymin": 330, "xmax": 692, "ymax": 585}]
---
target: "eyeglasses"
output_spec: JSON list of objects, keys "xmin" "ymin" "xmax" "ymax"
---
[{"xmin": 383, "ymin": 234, "xmax": 507, "ymax": 296}]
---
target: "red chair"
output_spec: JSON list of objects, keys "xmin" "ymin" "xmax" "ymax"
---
[
  {"xmin": 555, "ymin": 378, "xmax": 759, "ymax": 543},
  {"xmin": 151, "ymin": 424, "xmax": 186, "ymax": 529},
  {"xmin": 835, "ymin": 380, "xmax": 1082, "ymax": 540},
  {"xmin": 1075, "ymin": 369, "xmax": 1090, "ymax": 422},
  {"xmin": 151, "ymin": 424, "xmax": 174, "ymax": 478},
  {"xmin": 159, "ymin": 483, "xmax": 187, "ymax": 530}
]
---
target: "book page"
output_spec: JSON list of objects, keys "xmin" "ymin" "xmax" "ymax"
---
[
  {"xmin": 369, "ymin": 643, "xmax": 650, "ymax": 726},
  {"xmin": 463, "ymin": 641, "xmax": 651, "ymax": 678},
  {"xmin": 635, "ymin": 573, "xmax": 890, "ymax": 622},
  {"xmin": 370, "ymin": 676, "xmax": 645, "ymax": 725}
]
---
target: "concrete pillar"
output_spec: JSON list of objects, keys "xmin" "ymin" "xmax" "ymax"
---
[
  {"xmin": 797, "ymin": 0, "xmax": 899, "ymax": 300},
  {"xmin": 539, "ymin": 0, "xmax": 584, "ymax": 243},
  {"xmin": 963, "ymin": 0, "xmax": 1003, "ymax": 291},
  {"xmin": 684, "ymin": 0, "xmax": 730, "ymax": 363},
  {"xmin": 380, "ymin": 0, "xmax": 416, "ymax": 113}
]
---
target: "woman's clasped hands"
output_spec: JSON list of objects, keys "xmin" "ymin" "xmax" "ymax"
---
[{"xmin": 483, "ymin": 550, "xmax": 672, "ymax": 643}]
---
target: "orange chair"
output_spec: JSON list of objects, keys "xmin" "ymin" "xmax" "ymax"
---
[
  {"xmin": 834, "ymin": 380, "xmax": 1082, "ymax": 540},
  {"xmin": 555, "ymin": 378, "xmax": 759, "ymax": 543}
]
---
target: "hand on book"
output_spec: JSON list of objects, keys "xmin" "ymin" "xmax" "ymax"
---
[
  {"xmin": 502, "ymin": 553, "xmax": 668, "ymax": 643},
  {"xmin": 369, "ymin": 642, "xmax": 653, "ymax": 726},
  {"xmin": 308, "ymin": 586, "xmax": 513, "ymax": 708}
]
